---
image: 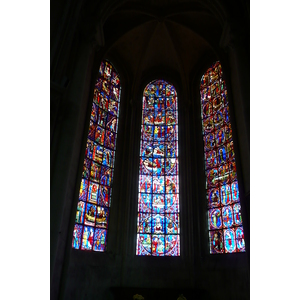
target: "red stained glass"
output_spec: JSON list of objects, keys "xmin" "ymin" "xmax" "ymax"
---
[
  {"xmin": 200, "ymin": 62, "xmax": 245, "ymax": 254},
  {"xmin": 72, "ymin": 60, "xmax": 121, "ymax": 252}
]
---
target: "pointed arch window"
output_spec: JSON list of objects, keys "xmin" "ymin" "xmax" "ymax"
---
[
  {"xmin": 72, "ymin": 60, "xmax": 121, "ymax": 251},
  {"xmin": 136, "ymin": 79, "xmax": 180, "ymax": 256},
  {"xmin": 200, "ymin": 61, "xmax": 246, "ymax": 254}
]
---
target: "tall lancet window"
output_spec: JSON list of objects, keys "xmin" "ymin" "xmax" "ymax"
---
[
  {"xmin": 72, "ymin": 60, "xmax": 121, "ymax": 251},
  {"xmin": 136, "ymin": 80, "xmax": 180, "ymax": 256},
  {"xmin": 200, "ymin": 61, "xmax": 245, "ymax": 254}
]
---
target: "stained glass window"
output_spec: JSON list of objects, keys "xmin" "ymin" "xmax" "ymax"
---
[
  {"xmin": 72, "ymin": 60, "xmax": 121, "ymax": 251},
  {"xmin": 200, "ymin": 61, "xmax": 245, "ymax": 254},
  {"xmin": 136, "ymin": 79, "xmax": 180, "ymax": 256}
]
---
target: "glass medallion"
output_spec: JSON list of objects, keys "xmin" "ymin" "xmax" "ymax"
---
[
  {"xmin": 139, "ymin": 175, "xmax": 153, "ymax": 193},
  {"xmin": 153, "ymin": 158, "xmax": 164, "ymax": 176},
  {"xmin": 79, "ymin": 179, "xmax": 88, "ymax": 201},
  {"xmin": 165, "ymin": 141, "xmax": 176, "ymax": 157},
  {"xmin": 153, "ymin": 176, "xmax": 165, "ymax": 194},
  {"xmin": 138, "ymin": 193, "xmax": 152, "ymax": 213},
  {"xmin": 220, "ymin": 184, "xmax": 232, "ymax": 206},
  {"xmin": 106, "ymin": 113, "xmax": 118, "ymax": 132},
  {"xmin": 87, "ymin": 182, "xmax": 99, "ymax": 204},
  {"xmin": 222, "ymin": 206, "xmax": 234, "ymax": 228},
  {"xmin": 166, "ymin": 110, "xmax": 177, "ymax": 125},
  {"xmin": 99, "ymin": 92, "xmax": 109, "ymax": 111},
  {"xmin": 202, "ymin": 117, "xmax": 214, "ymax": 134},
  {"xmin": 205, "ymin": 150, "xmax": 217, "ymax": 169},
  {"xmin": 95, "ymin": 206, "xmax": 109, "ymax": 228},
  {"xmin": 218, "ymin": 164, "xmax": 230, "ymax": 185},
  {"xmin": 99, "ymin": 185, "xmax": 111, "ymax": 207},
  {"xmin": 152, "ymin": 214, "xmax": 165, "ymax": 234},
  {"xmin": 165, "ymin": 213, "xmax": 179, "ymax": 234},
  {"xmin": 81, "ymin": 226, "xmax": 95, "ymax": 250},
  {"xmin": 231, "ymin": 181, "xmax": 240, "ymax": 202},
  {"xmin": 165, "ymin": 235, "xmax": 180, "ymax": 256},
  {"xmin": 165, "ymin": 158, "xmax": 178, "ymax": 175},
  {"xmin": 142, "ymin": 125, "xmax": 154, "ymax": 141},
  {"xmin": 90, "ymin": 161, "xmax": 101, "ymax": 182},
  {"xmin": 206, "ymin": 168, "xmax": 219, "ymax": 187},
  {"xmin": 136, "ymin": 234, "xmax": 151, "ymax": 256},
  {"xmin": 100, "ymin": 166, "xmax": 113, "ymax": 186},
  {"xmin": 212, "ymin": 96, "xmax": 223, "ymax": 111},
  {"xmin": 204, "ymin": 133, "xmax": 215, "ymax": 150},
  {"xmin": 236, "ymin": 227, "xmax": 246, "ymax": 252},
  {"xmin": 233, "ymin": 203, "xmax": 242, "ymax": 225},
  {"xmin": 138, "ymin": 213, "xmax": 152, "ymax": 233},
  {"xmin": 82, "ymin": 159, "xmax": 91, "ymax": 179},
  {"xmin": 102, "ymin": 148, "xmax": 114, "ymax": 168},
  {"xmin": 91, "ymin": 103, "xmax": 98, "ymax": 123},
  {"xmin": 207, "ymin": 188, "xmax": 220, "ymax": 208},
  {"xmin": 165, "ymin": 194, "xmax": 179, "ymax": 213},
  {"xmin": 140, "ymin": 140, "xmax": 153, "ymax": 157},
  {"xmin": 75, "ymin": 201, "xmax": 86, "ymax": 224},
  {"xmin": 209, "ymin": 230, "xmax": 224, "ymax": 254},
  {"xmin": 140, "ymin": 157, "xmax": 153, "ymax": 175},
  {"xmin": 215, "ymin": 128, "xmax": 225, "ymax": 146},
  {"xmin": 229, "ymin": 161, "xmax": 237, "ymax": 182},
  {"xmin": 165, "ymin": 176, "xmax": 178, "ymax": 193},
  {"xmin": 152, "ymin": 235, "xmax": 165, "ymax": 256},
  {"xmin": 93, "ymin": 229, "xmax": 107, "ymax": 252},
  {"xmin": 226, "ymin": 141, "xmax": 235, "ymax": 161},
  {"xmin": 88, "ymin": 120, "xmax": 96, "ymax": 141},
  {"xmin": 217, "ymin": 146, "xmax": 227, "ymax": 165},
  {"xmin": 93, "ymin": 144, "xmax": 104, "ymax": 164},
  {"xmin": 72, "ymin": 60, "xmax": 121, "ymax": 251},
  {"xmin": 152, "ymin": 194, "xmax": 165, "ymax": 213},
  {"xmin": 142, "ymin": 109, "xmax": 154, "ymax": 125},
  {"xmin": 95, "ymin": 126, "xmax": 105, "ymax": 145},
  {"xmin": 154, "ymin": 125, "xmax": 165, "ymax": 141},
  {"xmin": 84, "ymin": 203, "xmax": 96, "ymax": 226},
  {"xmin": 153, "ymin": 141, "xmax": 165, "ymax": 157},
  {"xmin": 209, "ymin": 208, "xmax": 222, "ymax": 229},
  {"xmin": 224, "ymin": 229, "xmax": 236, "ymax": 253},
  {"xmin": 154, "ymin": 110, "xmax": 165, "ymax": 125},
  {"xmin": 72, "ymin": 225, "xmax": 83, "ymax": 250}
]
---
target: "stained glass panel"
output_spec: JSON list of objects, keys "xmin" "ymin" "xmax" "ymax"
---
[
  {"xmin": 72, "ymin": 60, "xmax": 121, "ymax": 252},
  {"xmin": 200, "ymin": 61, "xmax": 245, "ymax": 254},
  {"xmin": 136, "ymin": 79, "xmax": 180, "ymax": 256}
]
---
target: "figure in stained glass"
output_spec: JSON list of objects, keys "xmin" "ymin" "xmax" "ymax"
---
[
  {"xmin": 96, "ymin": 206, "xmax": 109, "ymax": 228},
  {"xmin": 72, "ymin": 225, "xmax": 83, "ymax": 249},
  {"xmin": 224, "ymin": 229, "xmax": 236, "ymax": 253},
  {"xmin": 79, "ymin": 179, "xmax": 88, "ymax": 201},
  {"xmin": 84, "ymin": 203, "xmax": 96, "ymax": 226},
  {"xmin": 93, "ymin": 229, "xmax": 107, "ymax": 252},
  {"xmin": 210, "ymin": 230, "xmax": 224, "ymax": 254},
  {"xmin": 75, "ymin": 201, "xmax": 85, "ymax": 224}
]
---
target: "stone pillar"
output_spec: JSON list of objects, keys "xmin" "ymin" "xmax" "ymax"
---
[{"xmin": 50, "ymin": 16, "xmax": 105, "ymax": 299}]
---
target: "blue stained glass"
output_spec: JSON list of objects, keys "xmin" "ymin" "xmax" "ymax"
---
[
  {"xmin": 222, "ymin": 206, "xmax": 234, "ymax": 228},
  {"xmin": 137, "ymin": 79, "xmax": 180, "ymax": 256},
  {"xmin": 224, "ymin": 229, "xmax": 236, "ymax": 253},
  {"xmin": 209, "ymin": 208, "xmax": 222, "ymax": 229},
  {"xmin": 72, "ymin": 225, "xmax": 83, "ymax": 249}
]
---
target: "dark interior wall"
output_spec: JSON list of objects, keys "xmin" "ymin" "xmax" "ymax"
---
[{"xmin": 51, "ymin": 1, "xmax": 250, "ymax": 299}]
